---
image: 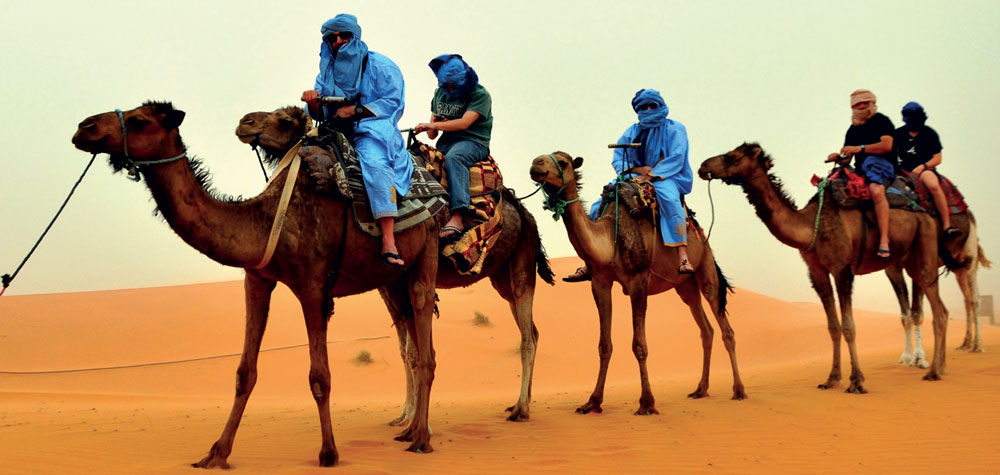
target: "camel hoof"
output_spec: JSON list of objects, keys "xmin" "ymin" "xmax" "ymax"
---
[
  {"xmin": 956, "ymin": 343, "xmax": 971, "ymax": 351},
  {"xmin": 634, "ymin": 407, "xmax": 659, "ymax": 416},
  {"xmin": 192, "ymin": 443, "xmax": 230, "ymax": 469},
  {"xmin": 897, "ymin": 353, "xmax": 913, "ymax": 365},
  {"xmin": 505, "ymin": 405, "xmax": 530, "ymax": 422},
  {"xmin": 731, "ymin": 390, "xmax": 748, "ymax": 400},
  {"xmin": 687, "ymin": 389, "xmax": 709, "ymax": 399},
  {"xmin": 844, "ymin": 384, "xmax": 868, "ymax": 394},
  {"xmin": 970, "ymin": 345, "xmax": 985, "ymax": 353},
  {"xmin": 922, "ymin": 372, "xmax": 942, "ymax": 381},
  {"xmin": 405, "ymin": 437, "xmax": 434, "ymax": 454},
  {"xmin": 911, "ymin": 355, "xmax": 930, "ymax": 369},
  {"xmin": 575, "ymin": 402, "xmax": 602, "ymax": 414},
  {"xmin": 817, "ymin": 381, "xmax": 837, "ymax": 390},
  {"xmin": 318, "ymin": 447, "xmax": 339, "ymax": 467},
  {"xmin": 388, "ymin": 415, "xmax": 410, "ymax": 427}
]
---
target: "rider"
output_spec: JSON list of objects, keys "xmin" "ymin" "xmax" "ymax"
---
[
  {"xmin": 827, "ymin": 89, "xmax": 895, "ymax": 261},
  {"xmin": 564, "ymin": 88, "xmax": 695, "ymax": 282},
  {"xmin": 893, "ymin": 101, "xmax": 960, "ymax": 239},
  {"xmin": 414, "ymin": 54, "xmax": 493, "ymax": 243},
  {"xmin": 301, "ymin": 14, "xmax": 413, "ymax": 268}
]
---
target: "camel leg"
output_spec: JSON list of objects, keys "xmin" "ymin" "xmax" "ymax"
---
[
  {"xmin": 625, "ymin": 278, "xmax": 658, "ymax": 415},
  {"xmin": 807, "ymin": 268, "xmax": 843, "ymax": 390},
  {"xmin": 379, "ymin": 287, "xmax": 418, "ymax": 427},
  {"xmin": 697, "ymin": 264, "xmax": 747, "ymax": 400},
  {"xmin": 490, "ymin": 258, "xmax": 539, "ymax": 422},
  {"xmin": 833, "ymin": 270, "xmax": 867, "ymax": 394},
  {"xmin": 676, "ymin": 278, "xmax": 714, "ymax": 400},
  {"xmin": 920, "ymin": 278, "xmax": 949, "ymax": 380},
  {"xmin": 909, "ymin": 281, "xmax": 930, "ymax": 368},
  {"xmin": 577, "ymin": 275, "xmax": 614, "ymax": 415},
  {"xmin": 885, "ymin": 265, "xmax": 917, "ymax": 366},
  {"xmin": 956, "ymin": 268, "xmax": 984, "ymax": 352},
  {"xmin": 392, "ymin": 249, "xmax": 437, "ymax": 453},
  {"xmin": 296, "ymin": 288, "xmax": 339, "ymax": 466},
  {"xmin": 194, "ymin": 274, "xmax": 275, "ymax": 469}
]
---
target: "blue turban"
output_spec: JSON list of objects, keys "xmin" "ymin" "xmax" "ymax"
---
[
  {"xmin": 901, "ymin": 101, "xmax": 927, "ymax": 131},
  {"xmin": 315, "ymin": 14, "xmax": 369, "ymax": 101},
  {"xmin": 631, "ymin": 88, "xmax": 670, "ymax": 129},
  {"xmin": 429, "ymin": 54, "xmax": 479, "ymax": 99}
]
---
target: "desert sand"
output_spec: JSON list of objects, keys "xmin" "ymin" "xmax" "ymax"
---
[{"xmin": 1, "ymin": 257, "xmax": 997, "ymax": 474}]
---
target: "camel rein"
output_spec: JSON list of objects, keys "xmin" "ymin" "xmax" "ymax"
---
[
  {"xmin": 253, "ymin": 136, "xmax": 309, "ymax": 269},
  {"xmin": 539, "ymin": 154, "xmax": 579, "ymax": 220},
  {"xmin": 114, "ymin": 109, "xmax": 188, "ymax": 181}
]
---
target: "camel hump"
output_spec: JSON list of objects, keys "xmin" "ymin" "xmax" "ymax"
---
[{"xmin": 597, "ymin": 178, "xmax": 657, "ymax": 219}]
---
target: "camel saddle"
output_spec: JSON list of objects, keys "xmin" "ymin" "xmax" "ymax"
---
[
  {"xmin": 409, "ymin": 139, "xmax": 505, "ymax": 275},
  {"xmin": 295, "ymin": 131, "xmax": 449, "ymax": 236},
  {"xmin": 595, "ymin": 178, "xmax": 707, "ymax": 242},
  {"xmin": 814, "ymin": 166, "xmax": 924, "ymax": 212},
  {"xmin": 904, "ymin": 169, "xmax": 969, "ymax": 216}
]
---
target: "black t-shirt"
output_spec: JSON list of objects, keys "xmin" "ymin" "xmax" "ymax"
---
[
  {"xmin": 844, "ymin": 112, "xmax": 896, "ymax": 167},
  {"xmin": 893, "ymin": 125, "xmax": 942, "ymax": 172}
]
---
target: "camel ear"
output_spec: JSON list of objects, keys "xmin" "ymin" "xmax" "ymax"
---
[
  {"xmin": 163, "ymin": 109, "xmax": 186, "ymax": 130},
  {"xmin": 573, "ymin": 156, "xmax": 584, "ymax": 169}
]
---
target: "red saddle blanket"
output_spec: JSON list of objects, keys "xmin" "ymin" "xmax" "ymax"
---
[{"xmin": 904, "ymin": 170, "xmax": 968, "ymax": 215}]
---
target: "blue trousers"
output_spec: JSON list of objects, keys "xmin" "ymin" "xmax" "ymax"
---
[{"xmin": 437, "ymin": 140, "xmax": 489, "ymax": 211}]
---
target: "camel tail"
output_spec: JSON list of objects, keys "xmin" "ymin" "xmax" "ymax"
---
[
  {"xmin": 502, "ymin": 188, "xmax": 555, "ymax": 285},
  {"xmin": 715, "ymin": 261, "xmax": 735, "ymax": 316},
  {"xmin": 978, "ymin": 245, "xmax": 991, "ymax": 269}
]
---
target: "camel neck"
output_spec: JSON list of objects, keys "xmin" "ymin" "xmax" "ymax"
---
[
  {"xmin": 741, "ymin": 171, "xmax": 815, "ymax": 250},
  {"xmin": 142, "ymin": 157, "xmax": 268, "ymax": 268},
  {"xmin": 558, "ymin": 185, "xmax": 616, "ymax": 265}
]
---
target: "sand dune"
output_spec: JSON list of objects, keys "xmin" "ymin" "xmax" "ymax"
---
[{"xmin": 1, "ymin": 257, "xmax": 997, "ymax": 473}]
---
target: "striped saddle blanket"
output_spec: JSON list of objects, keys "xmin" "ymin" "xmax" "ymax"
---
[{"xmin": 297, "ymin": 131, "xmax": 449, "ymax": 236}]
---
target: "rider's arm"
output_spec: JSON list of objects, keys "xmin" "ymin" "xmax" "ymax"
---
[
  {"xmin": 912, "ymin": 152, "xmax": 943, "ymax": 175},
  {"xmin": 429, "ymin": 110, "xmax": 480, "ymax": 132}
]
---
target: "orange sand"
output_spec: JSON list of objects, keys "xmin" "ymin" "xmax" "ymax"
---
[{"xmin": 1, "ymin": 257, "xmax": 998, "ymax": 473}]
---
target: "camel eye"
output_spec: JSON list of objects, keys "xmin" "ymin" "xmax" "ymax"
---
[
  {"xmin": 723, "ymin": 154, "xmax": 736, "ymax": 165},
  {"xmin": 125, "ymin": 116, "xmax": 150, "ymax": 132},
  {"xmin": 278, "ymin": 117, "xmax": 293, "ymax": 129}
]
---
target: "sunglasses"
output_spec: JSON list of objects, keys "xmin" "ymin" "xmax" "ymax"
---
[
  {"xmin": 328, "ymin": 31, "xmax": 353, "ymax": 41},
  {"xmin": 638, "ymin": 103, "xmax": 658, "ymax": 111}
]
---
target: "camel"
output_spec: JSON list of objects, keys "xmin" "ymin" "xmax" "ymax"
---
[
  {"xmin": 529, "ymin": 152, "xmax": 746, "ymax": 416},
  {"xmin": 236, "ymin": 106, "xmax": 556, "ymax": 422},
  {"xmin": 72, "ymin": 101, "xmax": 439, "ymax": 468},
  {"xmin": 887, "ymin": 211, "xmax": 990, "ymax": 367},
  {"xmin": 698, "ymin": 142, "xmax": 958, "ymax": 392}
]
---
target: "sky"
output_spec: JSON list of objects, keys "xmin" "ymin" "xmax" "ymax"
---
[{"xmin": 1, "ymin": 0, "xmax": 997, "ymax": 315}]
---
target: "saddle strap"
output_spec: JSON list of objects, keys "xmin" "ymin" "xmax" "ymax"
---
[{"xmin": 255, "ymin": 138, "xmax": 306, "ymax": 269}]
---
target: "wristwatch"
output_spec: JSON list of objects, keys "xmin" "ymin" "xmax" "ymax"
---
[
  {"xmin": 860, "ymin": 144, "xmax": 866, "ymax": 154},
  {"xmin": 354, "ymin": 105, "xmax": 366, "ymax": 117}
]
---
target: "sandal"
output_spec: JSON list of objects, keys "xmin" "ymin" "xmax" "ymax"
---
[
  {"xmin": 562, "ymin": 266, "xmax": 591, "ymax": 282},
  {"xmin": 439, "ymin": 225, "xmax": 464, "ymax": 245},
  {"xmin": 380, "ymin": 252, "xmax": 406, "ymax": 269},
  {"xmin": 876, "ymin": 248, "xmax": 891, "ymax": 261},
  {"xmin": 943, "ymin": 226, "xmax": 961, "ymax": 240},
  {"xmin": 677, "ymin": 259, "xmax": 695, "ymax": 275}
]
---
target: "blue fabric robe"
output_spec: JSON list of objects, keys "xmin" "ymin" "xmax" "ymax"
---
[
  {"xmin": 309, "ymin": 51, "xmax": 412, "ymax": 219},
  {"xmin": 589, "ymin": 121, "xmax": 693, "ymax": 245}
]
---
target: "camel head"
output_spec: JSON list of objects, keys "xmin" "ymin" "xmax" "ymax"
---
[
  {"xmin": 235, "ymin": 106, "xmax": 310, "ymax": 164},
  {"xmin": 529, "ymin": 151, "xmax": 583, "ymax": 195},
  {"xmin": 697, "ymin": 142, "xmax": 773, "ymax": 185},
  {"xmin": 72, "ymin": 101, "xmax": 186, "ymax": 172}
]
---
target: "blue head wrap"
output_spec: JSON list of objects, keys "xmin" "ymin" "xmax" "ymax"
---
[
  {"xmin": 315, "ymin": 14, "xmax": 369, "ymax": 101},
  {"xmin": 901, "ymin": 101, "xmax": 927, "ymax": 131},
  {"xmin": 429, "ymin": 54, "xmax": 479, "ymax": 99},
  {"xmin": 631, "ymin": 89, "xmax": 670, "ymax": 129}
]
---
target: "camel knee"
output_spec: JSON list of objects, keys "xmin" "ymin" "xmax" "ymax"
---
[
  {"xmin": 632, "ymin": 342, "xmax": 648, "ymax": 361},
  {"xmin": 235, "ymin": 364, "xmax": 257, "ymax": 397},
  {"xmin": 842, "ymin": 326, "xmax": 857, "ymax": 342},
  {"xmin": 309, "ymin": 371, "xmax": 331, "ymax": 401},
  {"xmin": 598, "ymin": 341, "xmax": 613, "ymax": 360}
]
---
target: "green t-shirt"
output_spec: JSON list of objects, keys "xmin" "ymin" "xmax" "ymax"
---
[{"xmin": 431, "ymin": 84, "xmax": 492, "ymax": 148}]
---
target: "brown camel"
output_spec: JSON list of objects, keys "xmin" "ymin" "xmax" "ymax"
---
[
  {"xmin": 698, "ymin": 142, "xmax": 956, "ymax": 391},
  {"xmin": 236, "ymin": 106, "xmax": 556, "ymax": 422},
  {"xmin": 529, "ymin": 152, "xmax": 746, "ymax": 416},
  {"xmin": 72, "ymin": 101, "xmax": 439, "ymax": 468},
  {"xmin": 886, "ymin": 210, "xmax": 990, "ymax": 367}
]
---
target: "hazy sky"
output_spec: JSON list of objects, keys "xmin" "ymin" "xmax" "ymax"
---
[{"xmin": 1, "ymin": 1, "xmax": 997, "ymax": 314}]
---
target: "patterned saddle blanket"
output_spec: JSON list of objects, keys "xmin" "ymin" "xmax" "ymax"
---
[
  {"xmin": 595, "ymin": 177, "xmax": 706, "ymax": 241},
  {"xmin": 905, "ymin": 170, "xmax": 968, "ymax": 216},
  {"xmin": 409, "ymin": 139, "xmax": 505, "ymax": 275},
  {"xmin": 296, "ymin": 131, "xmax": 449, "ymax": 236},
  {"xmin": 812, "ymin": 166, "xmax": 923, "ymax": 211}
]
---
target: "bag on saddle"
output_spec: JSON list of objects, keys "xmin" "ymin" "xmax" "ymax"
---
[
  {"xmin": 597, "ymin": 178, "xmax": 658, "ymax": 219},
  {"xmin": 818, "ymin": 166, "xmax": 921, "ymax": 211}
]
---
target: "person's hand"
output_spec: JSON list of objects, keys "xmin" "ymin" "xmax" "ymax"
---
[
  {"xmin": 631, "ymin": 166, "xmax": 652, "ymax": 176},
  {"xmin": 414, "ymin": 122, "xmax": 436, "ymax": 134},
  {"xmin": 335, "ymin": 105, "xmax": 356, "ymax": 119},
  {"xmin": 301, "ymin": 89, "xmax": 319, "ymax": 105},
  {"xmin": 839, "ymin": 145, "xmax": 861, "ymax": 156},
  {"xmin": 634, "ymin": 174, "xmax": 653, "ymax": 183}
]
